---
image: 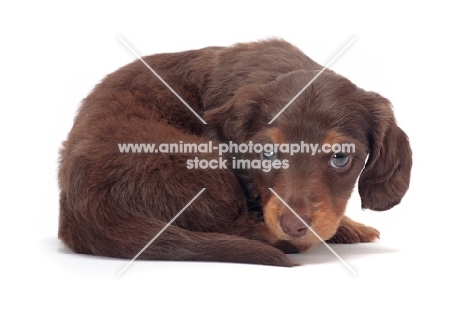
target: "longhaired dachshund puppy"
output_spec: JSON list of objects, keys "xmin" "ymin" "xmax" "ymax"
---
[{"xmin": 58, "ymin": 39, "xmax": 412, "ymax": 266}]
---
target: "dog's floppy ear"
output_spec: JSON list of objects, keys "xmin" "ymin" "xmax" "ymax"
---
[
  {"xmin": 203, "ymin": 85, "xmax": 266, "ymax": 142},
  {"xmin": 203, "ymin": 85, "xmax": 266, "ymax": 203},
  {"xmin": 358, "ymin": 96, "xmax": 412, "ymax": 211}
]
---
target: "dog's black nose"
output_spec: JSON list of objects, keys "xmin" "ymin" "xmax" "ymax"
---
[{"xmin": 280, "ymin": 213, "xmax": 309, "ymax": 238}]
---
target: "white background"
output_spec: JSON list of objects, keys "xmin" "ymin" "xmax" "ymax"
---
[{"xmin": 1, "ymin": 1, "xmax": 467, "ymax": 310}]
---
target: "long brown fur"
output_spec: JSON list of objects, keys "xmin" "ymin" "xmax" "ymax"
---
[{"xmin": 58, "ymin": 39, "xmax": 412, "ymax": 266}]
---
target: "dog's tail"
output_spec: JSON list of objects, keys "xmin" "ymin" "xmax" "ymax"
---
[{"xmin": 59, "ymin": 204, "xmax": 292, "ymax": 267}]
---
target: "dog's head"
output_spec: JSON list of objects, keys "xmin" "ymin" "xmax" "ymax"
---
[{"xmin": 204, "ymin": 70, "xmax": 412, "ymax": 251}]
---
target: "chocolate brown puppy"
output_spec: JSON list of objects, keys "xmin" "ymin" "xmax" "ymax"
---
[{"xmin": 58, "ymin": 39, "xmax": 412, "ymax": 266}]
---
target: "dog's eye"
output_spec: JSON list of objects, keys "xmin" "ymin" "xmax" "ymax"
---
[
  {"xmin": 263, "ymin": 150, "xmax": 277, "ymax": 160},
  {"xmin": 330, "ymin": 153, "xmax": 349, "ymax": 168}
]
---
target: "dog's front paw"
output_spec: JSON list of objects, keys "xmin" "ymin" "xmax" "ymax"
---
[{"xmin": 326, "ymin": 216, "xmax": 380, "ymax": 244}]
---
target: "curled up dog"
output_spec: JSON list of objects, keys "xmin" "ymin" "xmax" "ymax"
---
[{"xmin": 58, "ymin": 39, "xmax": 412, "ymax": 267}]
